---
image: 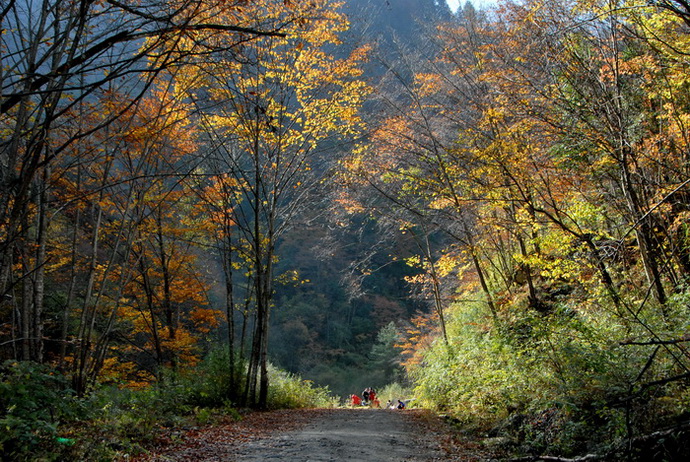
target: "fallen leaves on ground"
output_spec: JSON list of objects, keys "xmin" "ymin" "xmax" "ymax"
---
[
  {"xmin": 129, "ymin": 408, "xmax": 331, "ymax": 461},
  {"xmin": 406, "ymin": 409, "xmax": 497, "ymax": 461}
]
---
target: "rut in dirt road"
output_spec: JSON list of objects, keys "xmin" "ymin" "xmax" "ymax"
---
[{"xmin": 232, "ymin": 408, "xmax": 446, "ymax": 461}]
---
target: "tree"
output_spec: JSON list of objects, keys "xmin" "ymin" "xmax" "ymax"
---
[
  {"xmin": 338, "ymin": 8, "xmax": 501, "ymax": 334},
  {"xmin": 369, "ymin": 321, "xmax": 405, "ymax": 385},
  {"xmin": 385, "ymin": 1, "xmax": 690, "ymax": 453},
  {"xmin": 0, "ymin": 0, "xmax": 286, "ymax": 364},
  {"xmin": 186, "ymin": 0, "xmax": 369, "ymax": 408}
]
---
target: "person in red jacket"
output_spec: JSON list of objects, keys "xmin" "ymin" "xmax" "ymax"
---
[{"xmin": 369, "ymin": 389, "xmax": 380, "ymax": 408}]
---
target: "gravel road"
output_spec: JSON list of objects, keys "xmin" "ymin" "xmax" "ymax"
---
[
  {"xmin": 232, "ymin": 408, "xmax": 446, "ymax": 461},
  {"xmin": 138, "ymin": 408, "xmax": 493, "ymax": 461}
]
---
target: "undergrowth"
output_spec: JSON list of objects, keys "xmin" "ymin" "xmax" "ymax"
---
[
  {"xmin": 409, "ymin": 292, "xmax": 690, "ymax": 461},
  {"xmin": 377, "ymin": 382, "xmax": 414, "ymax": 408},
  {"xmin": 0, "ymin": 350, "xmax": 336, "ymax": 461}
]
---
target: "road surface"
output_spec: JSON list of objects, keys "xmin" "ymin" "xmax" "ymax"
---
[{"xmin": 138, "ymin": 408, "xmax": 493, "ymax": 461}]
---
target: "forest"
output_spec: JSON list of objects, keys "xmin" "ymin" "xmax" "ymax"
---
[{"xmin": 2, "ymin": 0, "xmax": 690, "ymax": 460}]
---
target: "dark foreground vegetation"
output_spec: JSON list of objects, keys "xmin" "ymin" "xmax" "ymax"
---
[{"xmin": 0, "ymin": 354, "xmax": 333, "ymax": 461}]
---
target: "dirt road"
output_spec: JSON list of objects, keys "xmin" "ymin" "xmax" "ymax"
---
[
  {"xmin": 234, "ymin": 408, "xmax": 444, "ymax": 461},
  {"xmin": 140, "ymin": 408, "xmax": 493, "ymax": 461}
]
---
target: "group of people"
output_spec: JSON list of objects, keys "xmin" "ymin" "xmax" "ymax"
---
[
  {"xmin": 350, "ymin": 387, "xmax": 380, "ymax": 407},
  {"xmin": 348, "ymin": 387, "xmax": 406, "ymax": 409},
  {"xmin": 387, "ymin": 399, "xmax": 406, "ymax": 410},
  {"xmin": 362, "ymin": 387, "xmax": 376, "ymax": 405}
]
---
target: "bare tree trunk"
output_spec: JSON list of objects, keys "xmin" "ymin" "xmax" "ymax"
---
[
  {"xmin": 32, "ymin": 165, "xmax": 49, "ymax": 363},
  {"xmin": 21, "ymin": 235, "xmax": 32, "ymax": 361},
  {"xmin": 72, "ymin": 201, "xmax": 103, "ymax": 395},
  {"xmin": 240, "ymin": 294, "xmax": 252, "ymax": 360},
  {"xmin": 245, "ymin": 313, "xmax": 261, "ymax": 406},
  {"xmin": 87, "ymin": 212, "xmax": 139, "ymax": 387},
  {"xmin": 222, "ymin": 228, "xmax": 237, "ymax": 397},
  {"xmin": 608, "ymin": 14, "xmax": 667, "ymax": 306},
  {"xmin": 59, "ymin": 179, "xmax": 81, "ymax": 369},
  {"xmin": 462, "ymin": 222, "xmax": 498, "ymax": 322},
  {"xmin": 156, "ymin": 211, "xmax": 176, "ymax": 372},
  {"xmin": 471, "ymin": 249, "xmax": 498, "ymax": 321},
  {"xmin": 140, "ymin": 251, "xmax": 164, "ymax": 376},
  {"xmin": 620, "ymin": 148, "xmax": 667, "ymax": 306},
  {"xmin": 418, "ymin": 232, "xmax": 449, "ymax": 345},
  {"xmin": 516, "ymin": 232, "xmax": 541, "ymax": 311},
  {"xmin": 258, "ymin": 255, "xmax": 273, "ymax": 409}
]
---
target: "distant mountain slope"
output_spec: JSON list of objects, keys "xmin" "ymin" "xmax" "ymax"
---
[
  {"xmin": 341, "ymin": 0, "xmax": 453, "ymax": 51},
  {"xmin": 267, "ymin": 0, "xmax": 456, "ymax": 397}
]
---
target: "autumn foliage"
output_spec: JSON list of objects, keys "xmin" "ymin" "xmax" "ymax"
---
[
  {"xmin": 0, "ymin": 0, "xmax": 367, "ymax": 402},
  {"xmin": 338, "ymin": 0, "xmax": 690, "ymax": 459}
]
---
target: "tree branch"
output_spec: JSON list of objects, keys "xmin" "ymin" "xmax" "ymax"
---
[
  {"xmin": 1, "ymin": 23, "xmax": 285, "ymax": 114},
  {"xmin": 621, "ymin": 337, "xmax": 690, "ymax": 346},
  {"xmin": 509, "ymin": 454, "xmax": 602, "ymax": 462}
]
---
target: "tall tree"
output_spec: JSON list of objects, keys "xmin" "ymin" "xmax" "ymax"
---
[
  {"xmin": 0, "ymin": 0, "xmax": 285, "ymax": 364},
  {"xmin": 187, "ymin": 0, "xmax": 369, "ymax": 408}
]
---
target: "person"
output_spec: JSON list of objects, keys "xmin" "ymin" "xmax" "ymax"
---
[
  {"xmin": 369, "ymin": 388, "xmax": 379, "ymax": 408},
  {"xmin": 350, "ymin": 394, "xmax": 362, "ymax": 406},
  {"xmin": 362, "ymin": 387, "xmax": 370, "ymax": 404},
  {"xmin": 397, "ymin": 399, "xmax": 405, "ymax": 409}
]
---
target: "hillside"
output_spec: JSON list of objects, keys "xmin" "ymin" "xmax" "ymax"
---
[{"xmin": 266, "ymin": 0, "xmax": 457, "ymax": 397}]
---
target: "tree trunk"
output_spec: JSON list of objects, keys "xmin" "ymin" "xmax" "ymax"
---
[
  {"xmin": 72, "ymin": 201, "xmax": 103, "ymax": 395},
  {"xmin": 32, "ymin": 165, "xmax": 49, "ymax": 363},
  {"xmin": 620, "ymin": 148, "xmax": 667, "ymax": 306},
  {"xmin": 156, "ymin": 211, "xmax": 176, "ymax": 372},
  {"xmin": 59, "ymin": 187, "xmax": 81, "ymax": 369},
  {"xmin": 471, "ymin": 249, "xmax": 498, "ymax": 321},
  {"xmin": 20, "ymin": 209, "xmax": 32, "ymax": 361},
  {"xmin": 21, "ymin": 236, "xmax": 32, "ymax": 361},
  {"xmin": 421, "ymin": 233, "xmax": 449, "ymax": 345},
  {"xmin": 222, "ymin": 229, "xmax": 237, "ymax": 398},
  {"xmin": 517, "ymin": 233, "xmax": 539, "ymax": 311}
]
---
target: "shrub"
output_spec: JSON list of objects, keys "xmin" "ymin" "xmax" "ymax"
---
[
  {"xmin": 0, "ymin": 352, "xmax": 334, "ymax": 461},
  {"xmin": 176, "ymin": 346, "xmax": 246, "ymax": 408},
  {"xmin": 0, "ymin": 360, "xmax": 82, "ymax": 460},
  {"xmin": 266, "ymin": 365, "xmax": 335, "ymax": 409},
  {"xmin": 377, "ymin": 382, "xmax": 414, "ymax": 408}
]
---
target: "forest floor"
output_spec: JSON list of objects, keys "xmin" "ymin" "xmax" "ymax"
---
[{"xmin": 133, "ymin": 407, "xmax": 498, "ymax": 461}]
